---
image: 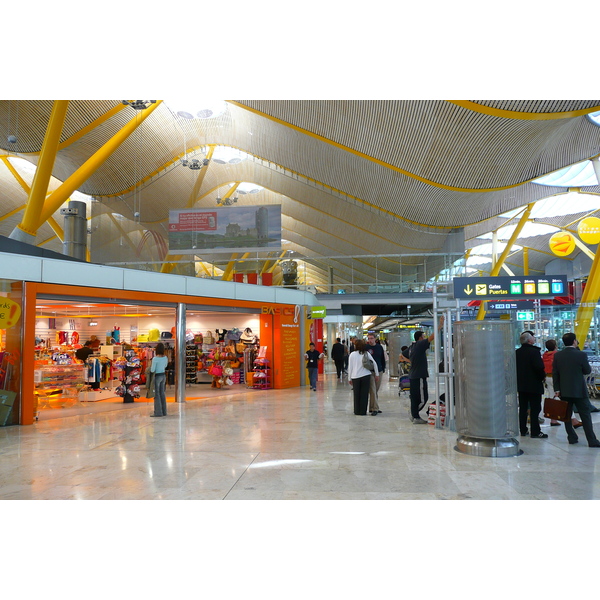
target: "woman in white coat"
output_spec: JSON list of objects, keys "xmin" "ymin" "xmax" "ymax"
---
[{"xmin": 348, "ymin": 338, "xmax": 379, "ymax": 415}]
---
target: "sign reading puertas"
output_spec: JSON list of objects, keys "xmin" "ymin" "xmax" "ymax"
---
[{"xmin": 451, "ymin": 275, "xmax": 568, "ymax": 300}]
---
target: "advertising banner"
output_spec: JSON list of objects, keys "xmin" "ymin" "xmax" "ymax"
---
[{"xmin": 168, "ymin": 205, "xmax": 281, "ymax": 254}]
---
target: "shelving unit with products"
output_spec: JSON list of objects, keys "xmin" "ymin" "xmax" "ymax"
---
[{"xmin": 33, "ymin": 364, "xmax": 86, "ymax": 417}]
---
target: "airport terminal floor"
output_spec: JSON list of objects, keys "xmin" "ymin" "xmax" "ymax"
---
[{"xmin": 2, "ymin": 366, "xmax": 600, "ymax": 500}]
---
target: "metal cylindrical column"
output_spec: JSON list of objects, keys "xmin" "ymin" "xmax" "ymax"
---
[
  {"xmin": 175, "ymin": 303, "xmax": 186, "ymax": 403},
  {"xmin": 61, "ymin": 201, "xmax": 87, "ymax": 260},
  {"xmin": 453, "ymin": 319, "xmax": 521, "ymax": 457}
]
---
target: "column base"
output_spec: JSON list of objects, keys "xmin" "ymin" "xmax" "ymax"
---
[{"xmin": 455, "ymin": 435, "xmax": 522, "ymax": 457}]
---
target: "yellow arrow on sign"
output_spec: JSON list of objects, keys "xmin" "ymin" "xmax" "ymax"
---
[{"xmin": 464, "ymin": 285, "xmax": 473, "ymax": 295}]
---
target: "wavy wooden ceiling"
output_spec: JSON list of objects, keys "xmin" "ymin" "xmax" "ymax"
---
[{"xmin": 1, "ymin": 99, "xmax": 600, "ymax": 287}]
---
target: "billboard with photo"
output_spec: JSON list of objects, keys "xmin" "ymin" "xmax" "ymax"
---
[{"xmin": 168, "ymin": 205, "xmax": 281, "ymax": 254}]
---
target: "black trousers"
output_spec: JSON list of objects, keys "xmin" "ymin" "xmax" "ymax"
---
[
  {"xmin": 409, "ymin": 377, "xmax": 428, "ymax": 419},
  {"xmin": 410, "ymin": 377, "xmax": 429, "ymax": 419},
  {"xmin": 563, "ymin": 396, "xmax": 599, "ymax": 445},
  {"xmin": 519, "ymin": 392, "xmax": 542, "ymax": 436},
  {"xmin": 352, "ymin": 375, "xmax": 371, "ymax": 415},
  {"xmin": 334, "ymin": 358, "xmax": 345, "ymax": 378}
]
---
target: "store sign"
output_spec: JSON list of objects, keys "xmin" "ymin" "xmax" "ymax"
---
[
  {"xmin": 452, "ymin": 276, "xmax": 568, "ymax": 300},
  {"xmin": 168, "ymin": 206, "xmax": 282, "ymax": 254},
  {"xmin": 0, "ymin": 298, "xmax": 21, "ymax": 329},
  {"xmin": 307, "ymin": 306, "xmax": 326, "ymax": 319},
  {"xmin": 549, "ymin": 232, "xmax": 576, "ymax": 257}
]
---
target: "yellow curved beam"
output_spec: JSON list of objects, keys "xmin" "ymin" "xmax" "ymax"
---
[{"xmin": 448, "ymin": 101, "xmax": 600, "ymax": 121}]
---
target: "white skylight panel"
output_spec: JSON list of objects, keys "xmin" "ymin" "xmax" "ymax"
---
[
  {"xmin": 501, "ymin": 192, "xmax": 600, "ymax": 219},
  {"xmin": 477, "ymin": 222, "xmax": 560, "ymax": 240},
  {"xmin": 532, "ymin": 160, "xmax": 598, "ymax": 188}
]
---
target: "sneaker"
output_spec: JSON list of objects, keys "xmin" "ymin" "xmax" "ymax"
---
[
  {"xmin": 520, "ymin": 429, "xmax": 529, "ymax": 436},
  {"xmin": 531, "ymin": 432, "xmax": 548, "ymax": 438},
  {"xmin": 538, "ymin": 417, "xmax": 545, "ymax": 424},
  {"xmin": 413, "ymin": 417, "xmax": 428, "ymax": 424}
]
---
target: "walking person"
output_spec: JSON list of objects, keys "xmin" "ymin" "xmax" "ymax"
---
[
  {"xmin": 305, "ymin": 342, "xmax": 324, "ymax": 391},
  {"xmin": 331, "ymin": 337, "xmax": 346, "ymax": 381},
  {"xmin": 403, "ymin": 316, "xmax": 444, "ymax": 423},
  {"xmin": 553, "ymin": 332, "xmax": 600, "ymax": 447},
  {"xmin": 342, "ymin": 340, "xmax": 349, "ymax": 374},
  {"xmin": 515, "ymin": 331, "xmax": 547, "ymax": 438},
  {"xmin": 150, "ymin": 342, "xmax": 169, "ymax": 417},
  {"xmin": 366, "ymin": 333, "xmax": 386, "ymax": 415},
  {"xmin": 348, "ymin": 339, "xmax": 379, "ymax": 415}
]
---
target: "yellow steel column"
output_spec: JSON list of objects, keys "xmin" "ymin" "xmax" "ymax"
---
[
  {"xmin": 476, "ymin": 203, "xmax": 534, "ymax": 320},
  {"xmin": 9, "ymin": 101, "xmax": 69, "ymax": 243},
  {"xmin": 575, "ymin": 248, "xmax": 600, "ymax": 344},
  {"xmin": 221, "ymin": 252, "xmax": 250, "ymax": 281},
  {"xmin": 523, "ymin": 247, "xmax": 529, "ymax": 275},
  {"xmin": 47, "ymin": 216, "xmax": 64, "ymax": 242},
  {"xmin": 36, "ymin": 101, "xmax": 162, "ymax": 228},
  {"xmin": 1, "ymin": 155, "xmax": 32, "ymax": 194},
  {"xmin": 267, "ymin": 250, "xmax": 288, "ymax": 273}
]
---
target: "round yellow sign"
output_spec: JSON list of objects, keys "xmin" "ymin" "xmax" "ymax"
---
[
  {"xmin": 577, "ymin": 217, "xmax": 600, "ymax": 245},
  {"xmin": 549, "ymin": 232, "xmax": 576, "ymax": 257},
  {"xmin": 0, "ymin": 297, "xmax": 21, "ymax": 329}
]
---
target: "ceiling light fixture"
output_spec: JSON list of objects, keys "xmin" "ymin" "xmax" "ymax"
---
[{"xmin": 122, "ymin": 100, "xmax": 157, "ymax": 110}]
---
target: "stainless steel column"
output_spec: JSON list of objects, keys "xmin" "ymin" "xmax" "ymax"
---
[
  {"xmin": 175, "ymin": 303, "xmax": 186, "ymax": 403},
  {"xmin": 454, "ymin": 319, "xmax": 520, "ymax": 457},
  {"xmin": 60, "ymin": 200, "xmax": 87, "ymax": 260}
]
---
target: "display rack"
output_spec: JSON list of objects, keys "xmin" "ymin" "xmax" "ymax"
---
[
  {"xmin": 186, "ymin": 343, "xmax": 197, "ymax": 383},
  {"xmin": 34, "ymin": 364, "xmax": 86, "ymax": 415},
  {"xmin": 250, "ymin": 357, "xmax": 271, "ymax": 389}
]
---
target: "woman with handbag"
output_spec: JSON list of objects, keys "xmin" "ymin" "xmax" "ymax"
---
[{"xmin": 348, "ymin": 339, "xmax": 379, "ymax": 415}]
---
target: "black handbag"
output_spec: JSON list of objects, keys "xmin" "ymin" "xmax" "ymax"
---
[{"xmin": 543, "ymin": 397, "xmax": 572, "ymax": 422}]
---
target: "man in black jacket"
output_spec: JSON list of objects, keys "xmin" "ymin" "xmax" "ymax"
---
[
  {"xmin": 515, "ymin": 331, "xmax": 547, "ymax": 438},
  {"xmin": 553, "ymin": 332, "xmax": 600, "ymax": 447},
  {"xmin": 330, "ymin": 338, "xmax": 345, "ymax": 381}
]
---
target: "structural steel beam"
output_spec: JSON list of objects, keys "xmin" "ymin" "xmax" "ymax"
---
[
  {"xmin": 575, "ymin": 248, "xmax": 600, "ymax": 345},
  {"xmin": 476, "ymin": 203, "xmax": 535, "ymax": 320},
  {"xmin": 9, "ymin": 100, "xmax": 70, "ymax": 242},
  {"xmin": 36, "ymin": 101, "xmax": 162, "ymax": 229}
]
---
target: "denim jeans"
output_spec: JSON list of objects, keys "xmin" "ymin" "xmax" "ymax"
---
[
  {"xmin": 308, "ymin": 367, "xmax": 318, "ymax": 389},
  {"xmin": 154, "ymin": 373, "xmax": 167, "ymax": 416}
]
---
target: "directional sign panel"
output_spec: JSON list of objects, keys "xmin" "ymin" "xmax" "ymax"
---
[
  {"xmin": 487, "ymin": 301, "xmax": 535, "ymax": 311},
  {"xmin": 452, "ymin": 275, "xmax": 568, "ymax": 300}
]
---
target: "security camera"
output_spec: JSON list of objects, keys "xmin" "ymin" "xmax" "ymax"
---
[
  {"xmin": 134, "ymin": 212, "xmax": 140, "ymax": 218},
  {"xmin": 7, "ymin": 135, "xmax": 17, "ymax": 143}
]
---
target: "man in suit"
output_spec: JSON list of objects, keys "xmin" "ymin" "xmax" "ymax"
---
[
  {"xmin": 553, "ymin": 332, "xmax": 600, "ymax": 447},
  {"xmin": 516, "ymin": 331, "xmax": 548, "ymax": 438}
]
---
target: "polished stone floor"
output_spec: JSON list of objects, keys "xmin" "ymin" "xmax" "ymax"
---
[{"xmin": 2, "ymin": 369, "xmax": 600, "ymax": 500}]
